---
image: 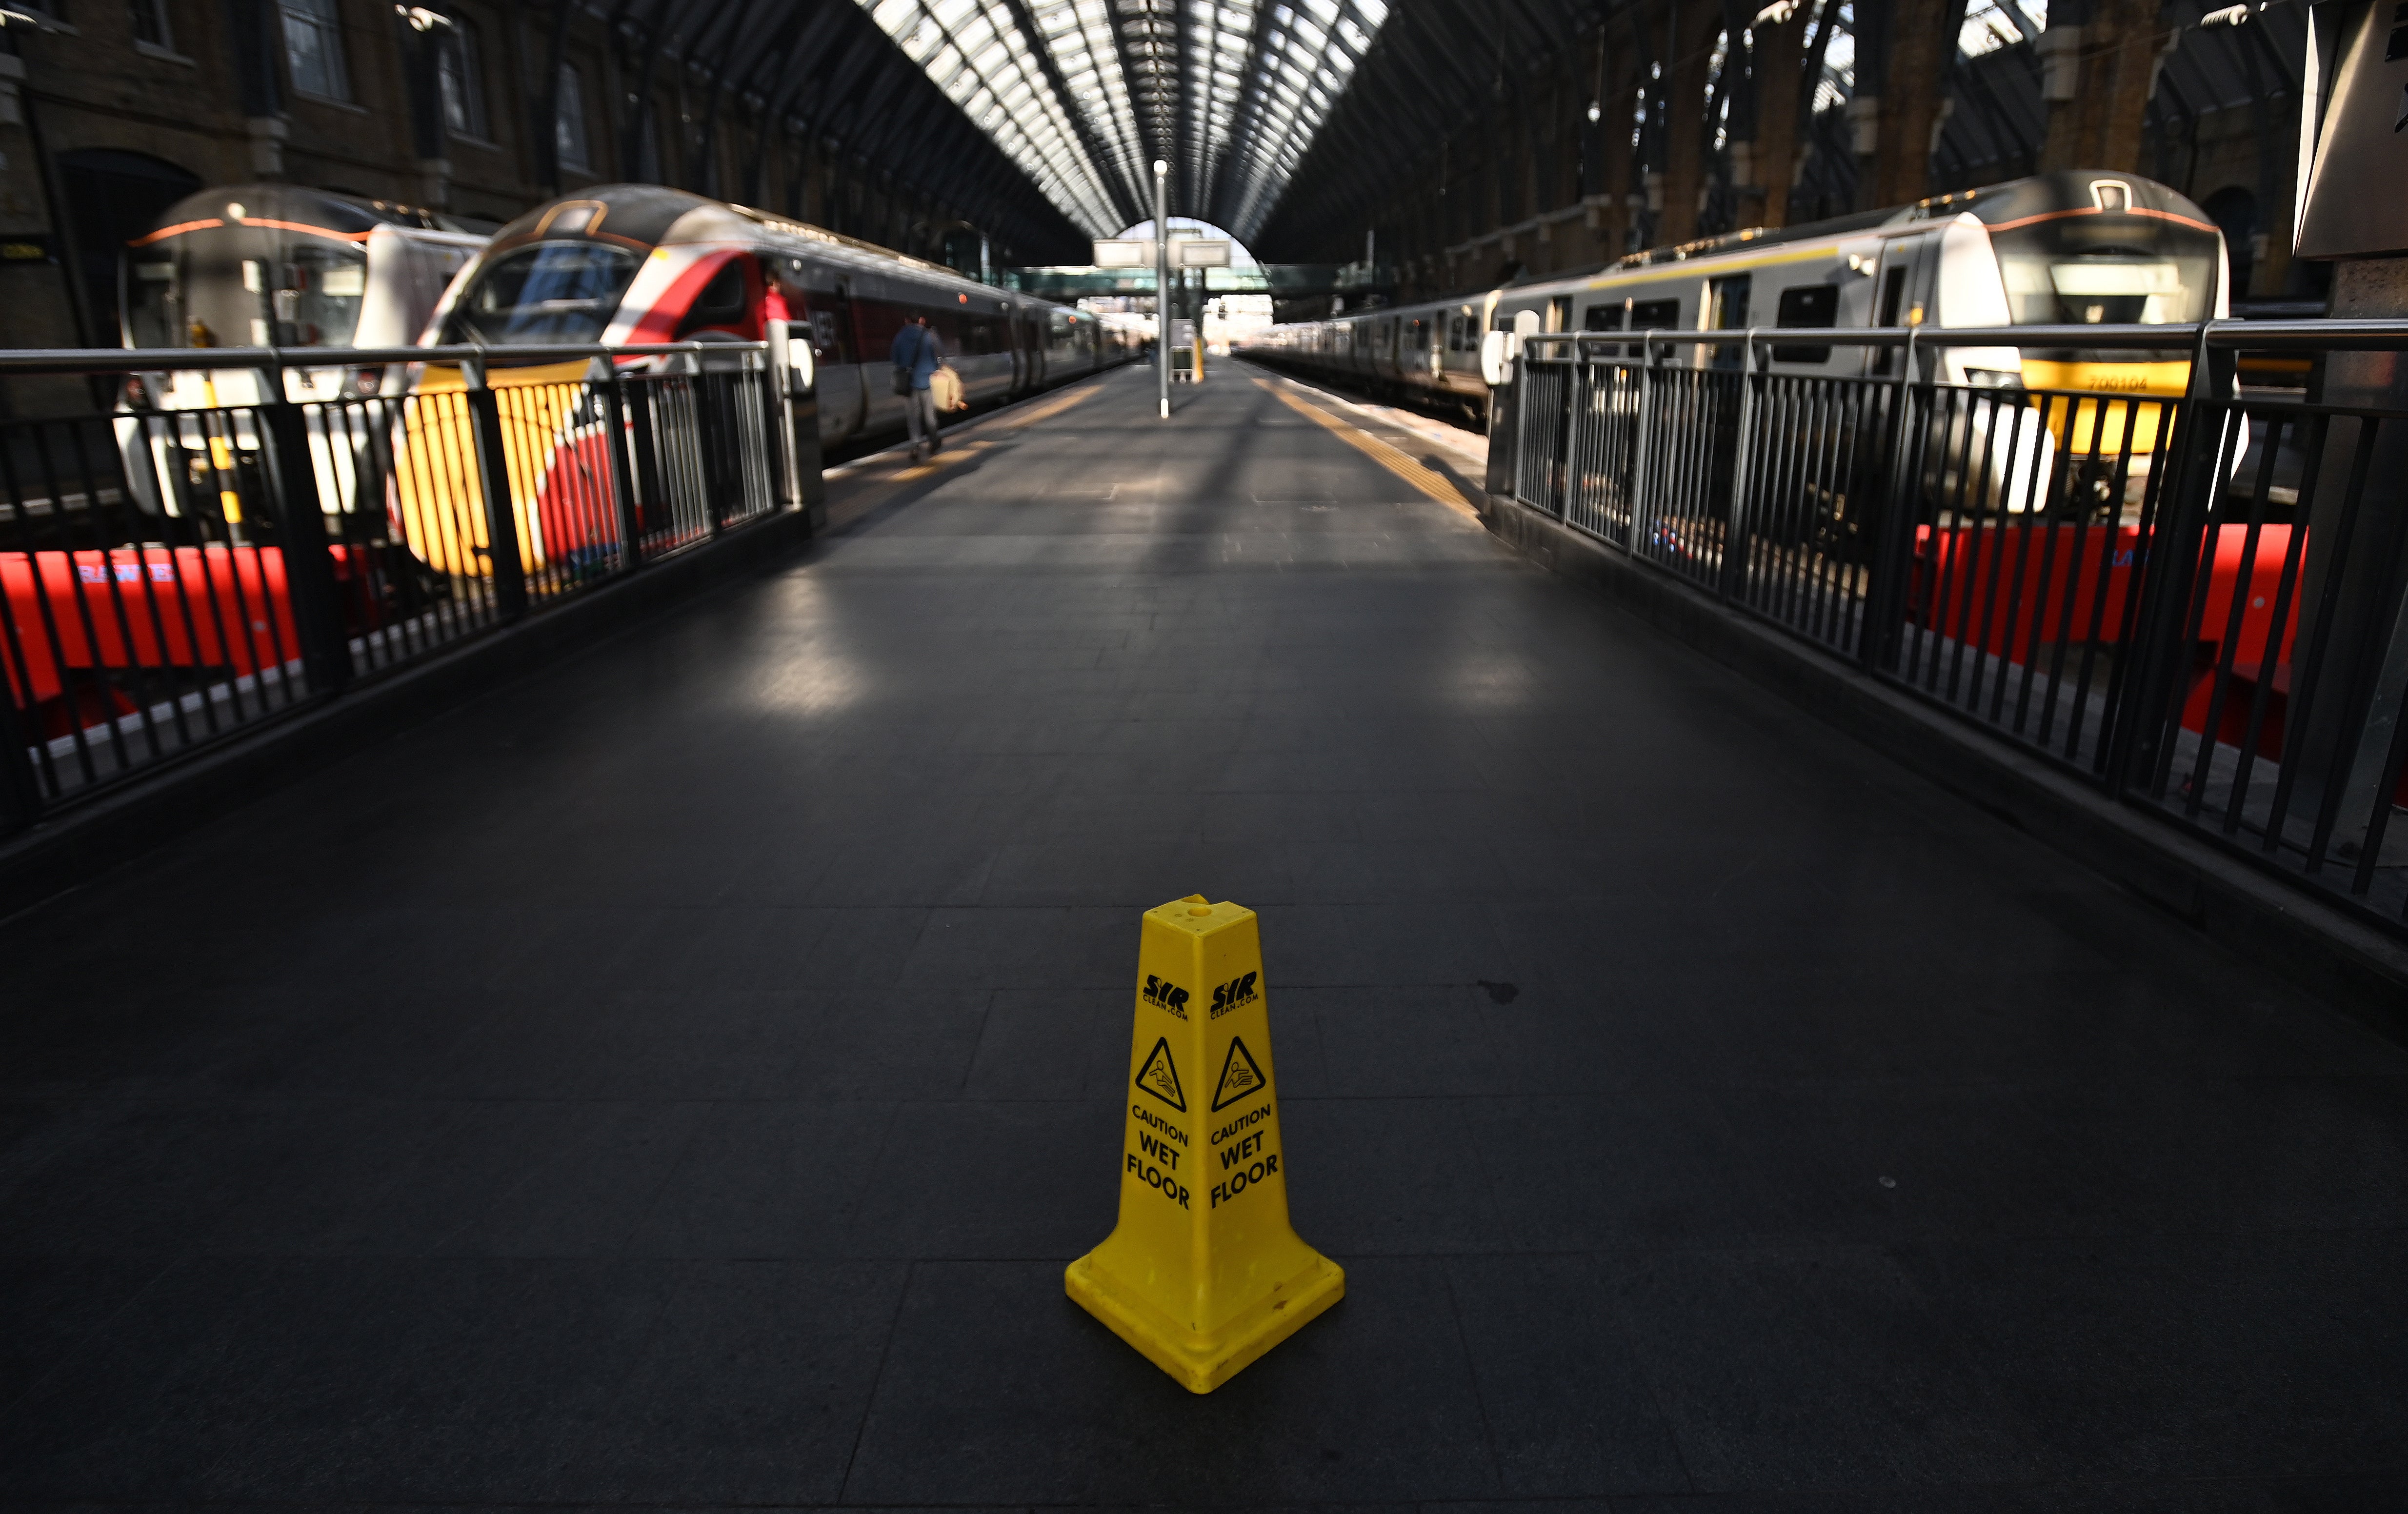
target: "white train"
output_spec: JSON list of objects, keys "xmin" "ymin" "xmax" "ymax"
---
[
  {"xmin": 1243, "ymin": 169, "xmax": 2229, "ymax": 488},
  {"xmin": 120, "ymin": 183, "xmax": 487, "ymax": 406}
]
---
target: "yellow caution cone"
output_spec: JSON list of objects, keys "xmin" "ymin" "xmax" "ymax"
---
[{"xmin": 1066, "ymin": 895, "xmax": 1344, "ymax": 1392}]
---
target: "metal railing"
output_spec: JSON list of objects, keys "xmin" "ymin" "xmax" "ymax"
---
[
  {"xmin": 1505, "ymin": 320, "xmax": 2408, "ymax": 936},
  {"xmin": 0, "ymin": 339, "xmax": 813, "ymax": 832}
]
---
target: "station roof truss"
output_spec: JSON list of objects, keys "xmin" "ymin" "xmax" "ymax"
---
[
  {"xmin": 1250, "ymin": 0, "xmax": 1600, "ymax": 259},
  {"xmin": 1252, "ymin": 0, "xmax": 2310, "ymax": 265},
  {"xmin": 856, "ymin": 0, "xmax": 1396, "ymax": 241},
  {"xmin": 598, "ymin": 0, "xmax": 1094, "ymax": 262},
  {"xmin": 1932, "ymin": 0, "xmax": 2308, "ymax": 193}
]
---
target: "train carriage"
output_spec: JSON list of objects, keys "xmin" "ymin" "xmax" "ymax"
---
[
  {"xmin": 397, "ymin": 184, "xmax": 1134, "ymax": 581},
  {"xmin": 1248, "ymin": 169, "xmax": 2230, "ymax": 517}
]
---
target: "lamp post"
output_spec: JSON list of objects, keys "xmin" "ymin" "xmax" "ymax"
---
[{"xmin": 1153, "ymin": 159, "xmax": 1169, "ymax": 420}]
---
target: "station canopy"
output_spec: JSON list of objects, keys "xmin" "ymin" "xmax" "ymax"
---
[{"xmin": 860, "ymin": 0, "xmax": 1391, "ymax": 241}]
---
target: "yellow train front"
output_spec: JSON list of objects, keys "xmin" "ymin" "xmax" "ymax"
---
[{"xmin": 392, "ymin": 185, "xmax": 743, "ymax": 585}]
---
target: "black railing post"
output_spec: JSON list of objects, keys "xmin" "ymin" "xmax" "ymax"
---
[
  {"xmin": 463, "ymin": 353, "xmax": 530, "ymax": 621},
  {"xmin": 599, "ymin": 363, "xmax": 644, "ymax": 574},
  {"xmin": 1721, "ymin": 329, "xmax": 1765, "ymax": 600},
  {"xmin": 1485, "ymin": 359, "xmax": 1519, "ymax": 501},
  {"xmin": 704, "ymin": 358, "xmax": 729, "ymax": 538},
  {"xmin": 1858, "ymin": 329, "xmax": 1926, "ymax": 673},
  {"xmin": 626, "ymin": 370, "xmax": 664, "ymax": 561},
  {"xmin": 767, "ymin": 319, "xmax": 827, "ymax": 531},
  {"xmin": 2106, "ymin": 326, "xmax": 2235, "ymax": 796},
  {"xmin": 257, "ymin": 377, "xmax": 355, "ymax": 697},
  {"xmin": 793, "ymin": 364, "xmax": 827, "ymax": 531},
  {"xmin": 0, "ymin": 672, "xmax": 41, "ymax": 836}
]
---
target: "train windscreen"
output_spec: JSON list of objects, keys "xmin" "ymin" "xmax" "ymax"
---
[
  {"xmin": 446, "ymin": 242, "xmax": 642, "ymax": 344},
  {"xmin": 1993, "ymin": 217, "xmax": 2219, "ymax": 327},
  {"xmin": 124, "ymin": 237, "xmax": 369, "ymax": 348}
]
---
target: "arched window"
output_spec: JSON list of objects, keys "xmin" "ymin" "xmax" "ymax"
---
[
  {"xmin": 556, "ymin": 62, "xmax": 592, "ymax": 172},
  {"xmin": 280, "ymin": 0, "xmax": 351, "ymax": 102},
  {"xmin": 437, "ymin": 16, "xmax": 488, "ymax": 140}
]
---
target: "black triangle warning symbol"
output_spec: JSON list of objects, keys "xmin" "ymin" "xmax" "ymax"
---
[
  {"xmin": 1134, "ymin": 1036, "xmax": 1186, "ymax": 1111},
  {"xmin": 1210, "ymin": 1036, "xmax": 1268, "ymax": 1112}
]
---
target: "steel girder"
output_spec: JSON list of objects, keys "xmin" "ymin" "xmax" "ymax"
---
[
  {"xmin": 606, "ymin": 0, "xmax": 1089, "ymax": 259},
  {"xmin": 1255, "ymin": 0, "xmax": 1589, "ymax": 257}
]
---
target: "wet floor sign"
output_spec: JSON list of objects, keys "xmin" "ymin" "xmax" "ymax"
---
[{"xmin": 1066, "ymin": 896, "xmax": 1344, "ymax": 1392}]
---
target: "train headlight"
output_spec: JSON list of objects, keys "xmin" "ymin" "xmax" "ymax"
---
[
  {"xmin": 1962, "ymin": 367, "xmax": 2023, "ymax": 389},
  {"xmin": 352, "ymin": 367, "xmax": 381, "ymax": 396}
]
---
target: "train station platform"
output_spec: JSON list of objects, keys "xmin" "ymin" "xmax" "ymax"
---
[{"xmin": 2, "ymin": 362, "xmax": 2403, "ymax": 1508}]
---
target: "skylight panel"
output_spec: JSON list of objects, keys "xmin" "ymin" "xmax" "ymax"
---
[{"xmin": 859, "ymin": 0, "xmax": 1387, "ymax": 241}]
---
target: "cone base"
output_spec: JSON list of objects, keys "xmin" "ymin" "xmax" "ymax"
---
[{"xmin": 1064, "ymin": 1249, "xmax": 1345, "ymax": 1394}]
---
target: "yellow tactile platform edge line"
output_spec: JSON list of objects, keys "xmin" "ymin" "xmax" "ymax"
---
[{"xmin": 1253, "ymin": 377, "xmax": 1483, "ymax": 518}]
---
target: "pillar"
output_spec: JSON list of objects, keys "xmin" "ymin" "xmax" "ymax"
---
[
  {"xmin": 1871, "ymin": 0, "xmax": 1966, "ymax": 205},
  {"xmin": 2037, "ymin": 0, "xmax": 2164, "ymax": 173}
]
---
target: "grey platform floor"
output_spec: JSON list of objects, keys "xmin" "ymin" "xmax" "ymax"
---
[{"xmin": 3, "ymin": 364, "xmax": 2405, "ymax": 1511}]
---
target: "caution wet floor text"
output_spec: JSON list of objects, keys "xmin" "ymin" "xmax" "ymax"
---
[{"xmin": 1065, "ymin": 896, "xmax": 1344, "ymax": 1392}]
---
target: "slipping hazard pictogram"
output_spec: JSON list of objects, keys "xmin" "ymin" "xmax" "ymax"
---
[
  {"xmin": 1067, "ymin": 895, "xmax": 1343, "ymax": 1394},
  {"xmin": 1134, "ymin": 1036, "xmax": 1185, "ymax": 1111},
  {"xmin": 1210, "ymin": 1035, "xmax": 1267, "ymax": 1111}
]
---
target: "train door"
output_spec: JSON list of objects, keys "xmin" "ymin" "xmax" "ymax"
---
[
  {"xmin": 812, "ymin": 278, "xmax": 864, "ymax": 443},
  {"xmin": 1706, "ymin": 274, "xmax": 1751, "ymax": 371},
  {"xmin": 1546, "ymin": 295, "xmax": 1572, "ymax": 333},
  {"xmin": 1869, "ymin": 233, "xmax": 1938, "ymax": 376}
]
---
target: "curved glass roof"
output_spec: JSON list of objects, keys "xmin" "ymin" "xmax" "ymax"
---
[{"xmin": 862, "ymin": 0, "xmax": 1390, "ymax": 240}]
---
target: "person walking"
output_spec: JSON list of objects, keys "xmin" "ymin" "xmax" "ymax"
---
[{"xmin": 889, "ymin": 313, "xmax": 943, "ymax": 462}]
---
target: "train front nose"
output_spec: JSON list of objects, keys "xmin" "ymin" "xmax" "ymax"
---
[{"xmin": 392, "ymin": 359, "xmax": 622, "ymax": 581}]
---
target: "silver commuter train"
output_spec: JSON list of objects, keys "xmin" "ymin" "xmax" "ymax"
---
[
  {"xmin": 1243, "ymin": 169, "xmax": 2229, "ymax": 471},
  {"xmin": 120, "ymin": 182, "xmax": 488, "ymax": 406}
]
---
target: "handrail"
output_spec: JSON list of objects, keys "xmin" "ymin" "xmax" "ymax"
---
[
  {"xmin": 0, "ymin": 341, "xmax": 769, "ymax": 376},
  {"xmin": 1518, "ymin": 319, "xmax": 2408, "ymax": 358},
  {"xmin": 1498, "ymin": 305, "xmax": 2408, "ymax": 940}
]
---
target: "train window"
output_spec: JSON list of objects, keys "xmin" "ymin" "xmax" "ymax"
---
[
  {"xmin": 807, "ymin": 310, "xmax": 848, "ymax": 362},
  {"xmin": 1582, "ymin": 304, "xmax": 1623, "ymax": 333},
  {"xmin": 852, "ymin": 297, "xmax": 911, "ymax": 357},
  {"xmin": 125, "ymin": 255, "xmax": 182, "ymax": 348},
  {"xmin": 287, "ymin": 246, "xmax": 369, "ymax": 346},
  {"xmin": 1705, "ymin": 275, "xmax": 1751, "ymax": 370},
  {"xmin": 959, "ymin": 312, "xmax": 1006, "ymax": 356},
  {"xmin": 1708, "ymin": 276, "xmax": 1750, "ymax": 329},
  {"xmin": 1625, "ymin": 298, "xmax": 1680, "ymax": 358},
  {"xmin": 1993, "ymin": 219, "xmax": 2217, "ymax": 327},
  {"xmin": 446, "ymin": 241, "xmax": 640, "ymax": 344},
  {"xmin": 677, "ymin": 260, "xmax": 749, "ymax": 337},
  {"xmin": 1771, "ymin": 284, "xmax": 1839, "ymax": 364},
  {"xmin": 1872, "ymin": 267, "xmax": 1911, "ymax": 373}
]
